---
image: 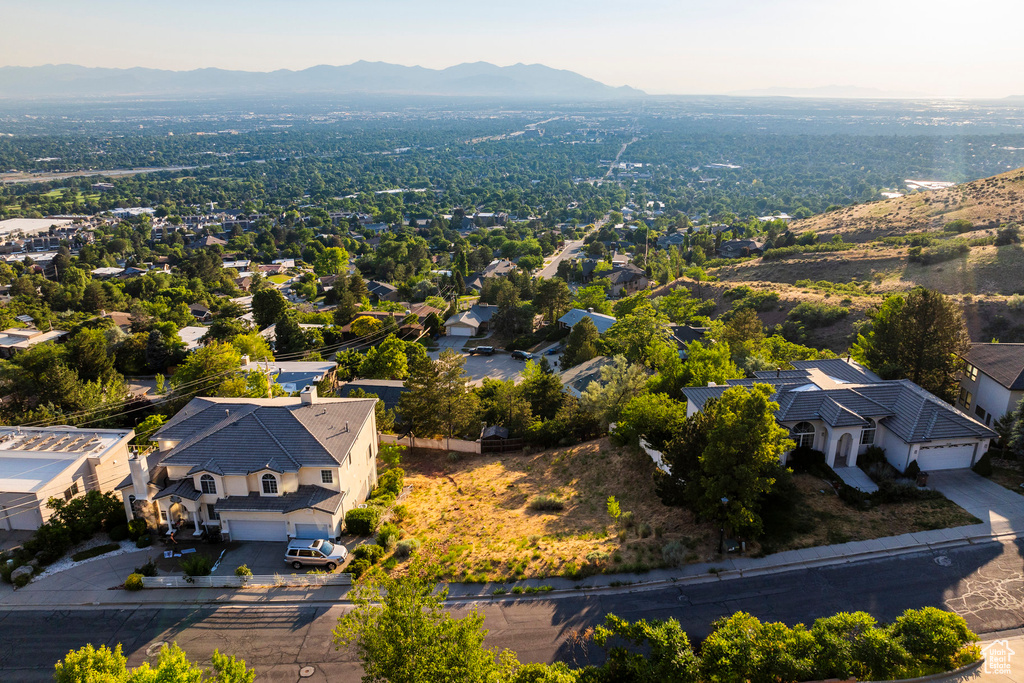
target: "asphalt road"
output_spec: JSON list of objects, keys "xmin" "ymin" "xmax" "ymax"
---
[
  {"xmin": 5, "ymin": 540, "xmax": 1024, "ymax": 681},
  {"xmin": 536, "ymin": 239, "xmax": 585, "ymax": 280}
]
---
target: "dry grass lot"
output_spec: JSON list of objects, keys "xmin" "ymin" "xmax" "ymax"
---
[
  {"xmin": 395, "ymin": 440, "xmax": 982, "ymax": 581},
  {"xmin": 986, "ymin": 462, "xmax": 1024, "ymax": 497}
]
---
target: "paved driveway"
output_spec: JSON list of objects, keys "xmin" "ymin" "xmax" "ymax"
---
[
  {"xmin": 928, "ymin": 470, "xmax": 1024, "ymax": 535},
  {"xmin": 213, "ymin": 539, "xmax": 363, "ymax": 576}
]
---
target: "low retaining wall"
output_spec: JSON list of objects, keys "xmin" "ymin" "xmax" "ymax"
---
[
  {"xmin": 379, "ymin": 433, "xmax": 481, "ymax": 454},
  {"xmin": 141, "ymin": 573, "xmax": 352, "ymax": 588}
]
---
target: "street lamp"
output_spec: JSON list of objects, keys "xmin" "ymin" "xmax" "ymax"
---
[{"xmin": 718, "ymin": 497, "xmax": 729, "ymax": 555}]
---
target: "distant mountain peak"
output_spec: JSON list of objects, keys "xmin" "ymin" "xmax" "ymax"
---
[{"xmin": 0, "ymin": 61, "xmax": 645, "ymax": 100}]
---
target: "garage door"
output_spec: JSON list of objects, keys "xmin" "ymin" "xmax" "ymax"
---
[
  {"xmin": 294, "ymin": 523, "xmax": 333, "ymax": 539},
  {"xmin": 226, "ymin": 519, "xmax": 288, "ymax": 541},
  {"xmin": 447, "ymin": 325, "xmax": 473, "ymax": 337},
  {"xmin": 917, "ymin": 443, "xmax": 977, "ymax": 471}
]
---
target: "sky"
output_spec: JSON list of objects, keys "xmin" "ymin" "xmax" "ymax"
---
[{"xmin": 2, "ymin": 0, "xmax": 1023, "ymax": 98}]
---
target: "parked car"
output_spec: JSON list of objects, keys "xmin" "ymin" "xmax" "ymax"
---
[
  {"xmin": 545, "ymin": 346, "xmax": 561, "ymax": 355},
  {"xmin": 284, "ymin": 538, "xmax": 348, "ymax": 571},
  {"xmin": 468, "ymin": 346, "xmax": 494, "ymax": 356},
  {"xmin": 510, "ymin": 350, "xmax": 533, "ymax": 361}
]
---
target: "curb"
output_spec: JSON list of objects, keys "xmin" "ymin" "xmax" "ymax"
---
[{"xmin": 861, "ymin": 657, "xmax": 983, "ymax": 683}]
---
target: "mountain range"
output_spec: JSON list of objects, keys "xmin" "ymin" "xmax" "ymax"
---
[{"xmin": 0, "ymin": 61, "xmax": 644, "ymax": 100}]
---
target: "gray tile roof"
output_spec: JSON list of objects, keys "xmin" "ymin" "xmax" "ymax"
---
[
  {"xmin": 964, "ymin": 343, "xmax": 1024, "ymax": 390},
  {"xmin": 154, "ymin": 478, "xmax": 202, "ymax": 501},
  {"xmin": 213, "ymin": 485, "xmax": 345, "ymax": 515},
  {"xmin": 154, "ymin": 397, "xmax": 376, "ymax": 476},
  {"xmin": 558, "ymin": 308, "xmax": 617, "ymax": 334},
  {"xmin": 337, "ymin": 379, "xmax": 407, "ymax": 411}
]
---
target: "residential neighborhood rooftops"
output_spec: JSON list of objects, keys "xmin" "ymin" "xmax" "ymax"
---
[
  {"xmin": 558, "ymin": 308, "xmax": 617, "ymax": 335},
  {"xmin": 153, "ymin": 395, "xmax": 377, "ymax": 477},
  {"xmin": 213, "ymin": 485, "xmax": 345, "ymax": 515},
  {"xmin": 963, "ymin": 343, "xmax": 1024, "ymax": 390},
  {"xmin": 336, "ymin": 379, "xmax": 408, "ymax": 411},
  {"xmin": 559, "ymin": 356, "xmax": 616, "ymax": 397},
  {"xmin": 241, "ymin": 360, "xmax": 336, "ymax": 393},
  {"xmin": 0, "ymin": 427, "xmax": 134, "ymax": 493},
  {"xmin": 177, "ymin": 326, "xmax": 208, "ymax": 352},
  {"xmin": 0, "ymin": 327, "xmax": 69, "ymax": 354}
]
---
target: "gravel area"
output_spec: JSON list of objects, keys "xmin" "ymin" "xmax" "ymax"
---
[{"xmin": 33, "ymin": 538, "xmax": 144, "ymax": 581}]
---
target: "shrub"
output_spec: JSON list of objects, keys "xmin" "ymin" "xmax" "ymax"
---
[
  {"xmin": 787, "ymin": 301, "xmax": 849, "ymax": 329},
  {"xmin": 859, "ymin": 445, "xmax": 886, "ymax": 470},
  {"xmin": 135, "ymin": 535, "xmax": 152, "ymax": 549},
  {"xmin": 872, "ymin": 480, "xmax": 943, "ymax": 504},
  {"xmin": 606, "ymin": 496, "xmax": 621, "ymax": 520},
  {"xmin": 134, "ymin": 558, "xmax": 158, "ymax": 577},
  {"xmin": 904, "ymin": 460, "xmax": 921, "ymax": 479},
  {"xmin": 395, "ymin": 538, "xmax": 420, "ymax": 559},
  {"xmin": 661, "ymin": 540, "xmax": 693, "ymax": 567},
  {"xmin": 391, "ymin": 504, "xmax": 410, "ymax": 524},
  {"xmin": 127, "ymin": 519, "xmax": 149, "ymax": 541},
  {"xmin": 108, "ymin": 525, "xmax": 130, "ymax": 542},
  {"xmin": 376, "ymin": 522, "xmax": 400, "ymax": 551},
  {"xmin": 347, "ymin": 558, "xmax": 371, "ymax": 579},
  {"xmin": 972, "ymin": 451, "xmax": 993, "ymax": 477},
  {"xmin": 345, "ymin": 507, "xmax": 382, "ymax": 536},
  {"xmin": 787, "ymin": 447, "xmax": 828, "ymax": 475},
  {"xmin": 620, "ymin": 510, "xmax": 635, "ymax": 528},
  {"xmin": 235, "ymin": 564, "xmax": 253, "ymax": 578},
  {"xmin": 374, "ymin": 468, "xmax": 405, "ymax": 499},
  {"xmin": 180, "ymin": 554, "xmax": 214, "ymax": 578},
  {"xmin": 353, "ymin": 544, "xmax": 386, "ymax": 564},
  {"xmin": 889, "ymin": 607, "xmax": 977, "ymax": 670},
  {"xmin": 528, "ymin": 495, "xmax": 565, "ymax": 512},
  {"xmin": 13, "ymin": 572, "xmax": 32, "ymax": 588},
  {"xmin": 124, "ymin": 573, "xmax": 145, "ymax": 591},
  {"xmin": 72, "ymin": 543, "xmax": 120, "ymax": 562},
  {"xmin": 943, "ymin": 219, "xmax": 975, "ymax": 233},
  {"xmin": 638, "ymin": 522, "xmax": 653, "ymax": 539},
  {"xmin": 810, "ymin": 611, "xmax": 908, "ymax": 680}
]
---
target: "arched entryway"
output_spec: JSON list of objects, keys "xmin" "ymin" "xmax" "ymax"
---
[
  {"xmin": 168, "ymin": 501, "xmax": 186, "ymax": 527},
  {"xmin": 834, "ymin": 433, "xmax": 853, "ymax": 467}
]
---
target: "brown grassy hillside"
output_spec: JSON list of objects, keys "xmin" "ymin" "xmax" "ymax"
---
[{"xmin": 792, "ymin": 167, "xmax": 1024, "ymax": 242}]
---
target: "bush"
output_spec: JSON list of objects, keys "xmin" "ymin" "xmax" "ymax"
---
[
  {"xmin": 872, "ymin": 480, "xmax": 943, "ymax": 504},
  {"xmin": 124, "ymin": 573, "xmax": 145, "ymax": 591},
  {"xmin": 235, "ymin": 564, "xmax": 253, "ymax": 578},
  {"xmin": 859, "ymin": 445, "xmax": 886, "ymax": 470},
  {"xmin": 347, "ymin": 558, "xmax": 371, "ymax": 579},
  {"xmin": 376, "ymin": 522, "xmax": 400, "ymax": 550},
  {"xmin": 787, "ymin": 447, "xmax": 828, "ymax": 475},
  {"xmin": 889, "ymin": 607, "xmax": 977, "ymax": 670},
  {"xmin": 353, "ymin": 544, "xmax": 386, "ymax": 564},
  {"xmin": 972, "ymin": 451, "xmax": 993, "ymax": 477},
  {"xmin": 528, "ymin": 495, "xmax": 565, "ymax": 512},
  {"xmin": 395, "ymin": 538, "xmax": 420, "ymax": 559},
  {"xmin": 345, "ymin": 507, "xmax": 382, "ymax": 536},
  {"xmin": 904, "ymin": 460, "xmax": 921, "ymax": 479},
  {"xmin": 787, "ymin": 301, "xmax": 849, "ymax": 329},
  {"xmin": 127, "ymin": 519, "xmax": 149, "ymax": 541},
  {"xmin": 374, "ymin": 468, "xmax": 405, "ymax": 499},
  {"xmin": 108, "ymin": 524, "xmax": 130, "ymax": 542},
  {"xmin": 180, "ymin": 554, "xmax": 214, "ymax": 578},
  {"xmin": 135, "ymin": 535, "xmax": 152, "ymax": 549},
  {"xmin": 134, "ymin": 558, "xmax": 158, "ymax": 577},
  {"xmin": 13, "ymin": 572, "xmax": 32, "ymax": 588},
  {"xmin": 72, "ymin": 543, "xmax": 120, "ymax": 562},
  {"xmin": 661, "ymin": 540, "xmax": 693, "ymax": 567}
]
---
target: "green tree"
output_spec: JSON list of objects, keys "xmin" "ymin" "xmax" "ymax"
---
[
  {"xmin": 684, "ymin": 266, "xmax": 707, "ymax": 300},
  {"xmin": 333, "ymin": 569, "xmax": 516, "ymax": 683},
  {"xmin": 591, "ymin": 614, "xmax": 699, "ymax": 683},
  {"xmin": 313, "ymin": 246, "xmax": 350, "ymax": 276},
  {"xmin": 572, "ymin": 285, "xmax": 612, "ymax": 315},
  {"xmin": 562, "ymin": 317, "xmax": 600, "ymax": 368},
  {"xmin": 67, "ymin": 328, "xmax": 117, "ymax": 383},
  {"xmin": 1007, "ymin": 397, "xmax": 1024, "ymax": 458},
  {"xmin": 520, "ymin": 360, "xmax": 564, "ymax": 420},
  {"xmin": 132, "ymin": 414, "xmax": 167, "ymax": 445},
  {"xmin": 852, "ymin": 288, "xmax": 970, "ymax": 401},
  {"xmin": 350, "ymin": 315, "xmax": 382, "ymax": 338},
  {"xmin": 230, "ymin": 332, "xmax": 274, "ymax": 363},
  {"xmin": 697, "ymin": 384, "xmax": 793, "ymax": 537},
  {"xmin": 170, "ymin": 342, "xmax": 244, "ymax": 397},
  {"xmin": 53, "ymin": 642, "xmax": 255, "ymax": 683},
  {"xmin": 603, "ymin": 300, "xmax": 672, "ymax": 367},
  {"xmin": 534, "ymin": 278, "xmax": 572, "ymax": 323},
  {"xmin": 398, "ymin": 350, "xmax": 478, "ymax": 439},
  {"xmin": 579, "ymin": 355, "xmax": 648, "ymax": 428},
  {"xmin": 476, "ymin": 379, "xmax": 533, "ymax": 437},
  {"xmin": 359, "ymin": 334, "xmax": 410, "ymax": 380},
  {"xmin": 251, "ymin": 288, "xmax": 287, "ymax": 329},
  {"xmin": 613, "ymin": 393, "xmax": 689, "ymax": 449}
]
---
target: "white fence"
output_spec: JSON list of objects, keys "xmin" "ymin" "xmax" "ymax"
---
[
  {"xmin": 141, "ymin": 573, "xmax": 352, "ymax": 588},
  {"xmin": 379, "ymin": 432, "xmax": 481, "ymax": 454}
]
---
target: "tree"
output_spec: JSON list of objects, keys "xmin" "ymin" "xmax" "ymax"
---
[
  {"xmin": 332, "ymin": 291, "xmax": 358, "ymax": 327},
  {"xmin": 346, "ymin": 387, "xmax": 396, "ymax": 434},
  {"xmin": 1007, "ymin": 397, "xmax": 1024, "ymax": 458},
  {"xmin": 132, "ymin": 414, "xmax": 167, "ymax": 445},
  {"xmin": 348, "ymin": 273, "xmax": 369, "ymax": 300},
  {"xmin": 350, "ymin": 315, "xmax": 382, "ymax": 338},
  {"xmin": 251, "ymin": 288, "xmax": 287, "ymax": 329},
  {"xmin": 580, "ymin": 355, "xmax": 648, "ymax": 428},
  {"xmin": 852, "ymin": 288, "xmax": 970, "ymax": 401},
  {"xmin": 333, "ymin": 568, "xmax": 516, "ymax": 683},
  {"xmin": 359, "ymin": 334, "xmax": 410, "ymax": 380},
  {"xmin": 398, "ymin": 350, "xmax": 478, "ymax": 439},
  {"xmin": 562, "ymin": 317, "xmax": 601, "ymax": 368},
  {"xmin": 613, "ymin": 393, "xmax": 689, "ymax": 449},
  {"xmin": 313, "ymin": 246, "xmax": 349, "ymax": 276},
  {"xmin": 603, "ymin": 300, "xmax": 672, "ymax": 367},
  {"xmin": 170, "ymin": 342, "xmax": 244, "ymax": 397},
  {"xmin": 591, "ymin": 614, "xmax": 699, "ymax": 683},
  {"xmin": 684, "ymin": 266, "xmax": 707, "ymax": 300},
  {"xmin": 572, "ymin": 285, "xmax": 613, "ymax": 315},
  {"xmin": 696, "ymin": 384, "xmax": 792, "ymax": 537},
  {"xmin": 67, "ymin": 328, "xmax": 117, "ymax": 383},
  {"xmin": 230, "ymin": 332, "xmax": 274, "ymax": 362},
  {"xmin": 53, "ymin": 642, "xmax": 255, "ymax": 683},
  {"xmin": 476, "ymin": 379, "xmax": 533, "ymax": 437},
  {"xmin": 520, "ymin": 360, "xmax": 564, "ymax": 420},
  {"xmin": 534, "ymin": 278, "xmax": 572, "ymax": 323}
]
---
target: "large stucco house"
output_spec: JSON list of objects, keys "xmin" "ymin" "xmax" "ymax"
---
[
  {"xmin": 682, "ymin": 359, "xmax": 996, "ymax": 473},
  {"xmin": 0, "ymin": 426, "xmax": 134, "ymax": 530},
  {"xmin": 117, "ymin": 387, "xmax": 378, "ymax": 541}
]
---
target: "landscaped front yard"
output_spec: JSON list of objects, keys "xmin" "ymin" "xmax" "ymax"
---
[
  {"xmin": 393, "ymin": 439, "xmax": 983, "ymax": 582},
  {"xmin": 985, "ymin": 460, "xmax": 1024, "ymax": 496}
]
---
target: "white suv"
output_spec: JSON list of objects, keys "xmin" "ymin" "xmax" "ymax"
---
[{"xmin": 284, "ymin": 538, "xmax": 348, "ymax": 571}]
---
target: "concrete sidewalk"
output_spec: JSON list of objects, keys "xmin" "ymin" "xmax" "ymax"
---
[{"xmin": 4, "ymin": 469, "xmax": 1023, "ymax": 610}]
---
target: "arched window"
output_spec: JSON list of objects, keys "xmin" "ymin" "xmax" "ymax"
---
[
  {"xmin": 791, "ymin": 422, "xmax": 815, "ymax": 449},
  {"xmin": 261, "ymin": 473, "xmax": 278, "ymax": 494},
  {"xmin": 200, "ymin": 474, "xmax": 216, "ymax": 495},
  {"xmin": 861, "ymin": 418, "xmax": 876, "ymax": 445}
]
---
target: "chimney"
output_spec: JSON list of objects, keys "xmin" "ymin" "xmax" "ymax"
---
[
  {"xmin": 129, "ymin": 452, "xmax": 150, "ymax": 500},
  {"xmin": 587, "ymin": 307, "xmax": 594, "ymax": 314},
  {"xmin": 301, "ymin": 385, "xmax": 317, "ymax": 405},
  {"xmin": 241, "ymin": 354, "xmax": 251, "ymax": 365}
]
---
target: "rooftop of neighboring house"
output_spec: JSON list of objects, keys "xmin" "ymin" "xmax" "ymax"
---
[
  {"xmin": 559, "ymin": 356, "xmax": 616, "ymax": 394},
  {"xmin": 681, "ymin": 359, "xmax": 996, "ymax": 444},
  {"xmin": 0, "ymin": 427, "xmax": 134, "ymax": 493},
  {"xmin": 152, "ymin": 394, "xmax": 377, "ymax": 476},
  {"xmin": 241, "ymin": 360, "xmax": 336, "ymax": 391},
  {"xmin": 336, "ymin": 379, "xmax": 408, "ymax": 411},
  {"xmin": 963, "ymin": 343, "xmax": 1024, "ymax": 390},
  {"xmin": 558, "ymin": 308, "xmax": 617, "ymax": 334},
  {"xmin": 0, "ymin": 327, "xmax": 69, "ymax": 350}
]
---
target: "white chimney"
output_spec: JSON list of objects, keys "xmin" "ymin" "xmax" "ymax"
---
[
  {"xmin": 129, "ymin": 453, "xmax": 150, "ymax": 500},
  {"xmin": 241, "ymin": 354, "xmax": 251, "ymax": 365},
  {"xmin": 301, "ymin": 385, "xmax": 317, "ymax": 405}
]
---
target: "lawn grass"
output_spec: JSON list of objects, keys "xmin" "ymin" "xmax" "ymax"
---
[
  {"xmin": 987, "ymin": 464, "xmax": 1024, "ymax": 496},
  {"xmin": 267, "ymin": 274, "xmax": 290, "ymax": 284}
]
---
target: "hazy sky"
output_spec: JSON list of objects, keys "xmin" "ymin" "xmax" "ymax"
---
[{"xmin": 2, "ymin": 0, "xmax": 1022, "ymax": 98}]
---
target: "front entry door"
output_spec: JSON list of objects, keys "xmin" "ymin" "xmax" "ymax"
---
[{"xmin": 834, "ymin": 433, "xmax": 852, "ymax": 467}]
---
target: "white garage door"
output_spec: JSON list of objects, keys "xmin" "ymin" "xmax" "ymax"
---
[
  {"xmin": 917, "ymin": 443, "xmax": 977, "ymax": 471},
  {"xmin": 294, "ymin": 523, "xmax": 333, "ymax": 539},
  {"xmin": 227, "ymin": 519, "xmax": 288, "ymax": 541},
  {"xmin": 447, "ymin": 325, "xmax": 473, "ymax": 337}
]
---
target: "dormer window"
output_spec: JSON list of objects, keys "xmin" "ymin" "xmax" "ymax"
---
[
  {"xmin": 200, "ymin": 474, "xmax": 217, "ymax": 495},
  {"xmin": 262, "ymin": 473, "xmax": 278, "ymax": 494}
]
